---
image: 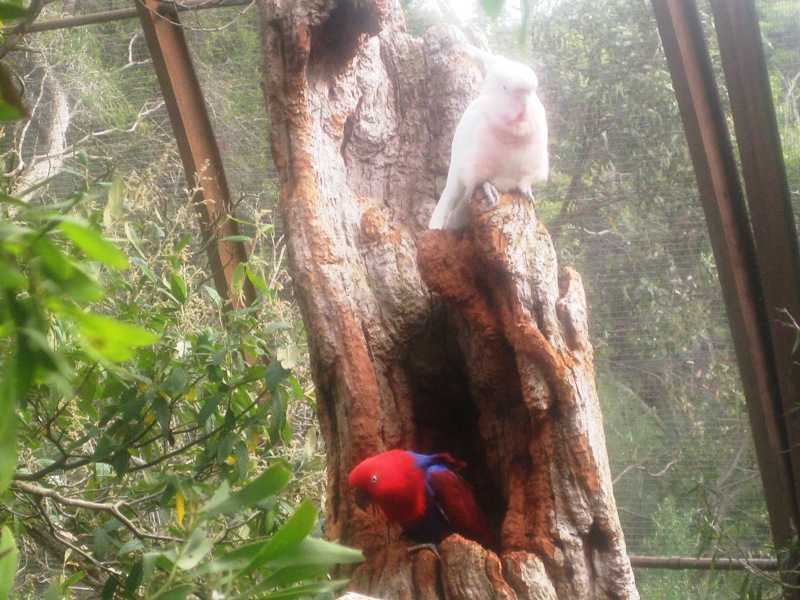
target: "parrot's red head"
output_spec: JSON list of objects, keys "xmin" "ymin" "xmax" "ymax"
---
[{"xmin": 348, "ymin": 449, "xmax": 428, "ymax": 528}]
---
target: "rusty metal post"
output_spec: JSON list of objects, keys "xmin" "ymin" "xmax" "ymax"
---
[
  {"xmin": 710, "ymin": 0, "xmax": 800, "ymax": 581},
  {"xmin": 651, "ymin": 0, "xmax": 799, "ymax": 588},
  {"xmin": 135, "ymin": 0, "xmax": 256, "ymax": 310}
]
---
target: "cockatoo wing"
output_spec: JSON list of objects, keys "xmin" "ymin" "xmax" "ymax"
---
[{"xmin": 428, "ymin": 102, "xmax": 485, "ymax": 230}]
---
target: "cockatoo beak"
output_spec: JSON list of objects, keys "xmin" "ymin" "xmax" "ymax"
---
[{"xmin": 514, "ymin": 86, "xmax": 535, "ymax": 98}]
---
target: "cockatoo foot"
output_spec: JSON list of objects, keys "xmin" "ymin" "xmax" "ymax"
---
[
  {"xmin": 521, "ymin": 186, "xmax": 536, "ymax": 206},
  {"xmin": 481, "ymin": 182, "xmax": 499, "ymax": 210}
]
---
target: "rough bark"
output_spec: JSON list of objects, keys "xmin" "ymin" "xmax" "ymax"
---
[{"xmin": 260, "ymin": 0, "xmax": 638, "ymax": 597}]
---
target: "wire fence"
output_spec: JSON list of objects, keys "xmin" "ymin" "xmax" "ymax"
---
[{"xmin": 3, "ymin": 0, "xmax": 798, "ymax": 592}]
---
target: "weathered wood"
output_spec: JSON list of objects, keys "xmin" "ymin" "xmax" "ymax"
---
[{"xmin": 260, "ymin": 0, "xmax": 637, "ymax": 597}]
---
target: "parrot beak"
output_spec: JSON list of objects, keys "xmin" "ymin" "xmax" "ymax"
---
[
  {"xmin": 354, "ymin": 487, "xmax": 373, "ymax": 511},
  {"xmin": 515, "ymin": 86, "xmax": 534, "ymax": 98}
]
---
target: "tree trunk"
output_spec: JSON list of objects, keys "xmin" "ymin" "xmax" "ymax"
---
[
  {"xmin": 11, "ymin": 45, "xmax": 71, "ymax": 199},
  {"xmin": 260, "ymin": 1, "xmax": 638, "ymax": 597}
]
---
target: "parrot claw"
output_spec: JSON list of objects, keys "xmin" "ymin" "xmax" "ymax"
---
[
  {"xmin": 481, "ymin": 182, "xmax": 500, "ymax": 208},
  {"xmin": 407, "ymin": 543, "xmax": 441, "ymax": 559},
  {"xmin": 521, "ymin": 186, "xmax": 536, "ymax": 206}
]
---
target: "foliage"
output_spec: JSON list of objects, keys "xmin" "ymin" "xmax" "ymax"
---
[
  {"xmin": 0, "ymin": 158, "xmax": 360, "ymax": 597},
  {"xmin": 634, "ymin": 499, "xmax": 770, "ymax": 600}
]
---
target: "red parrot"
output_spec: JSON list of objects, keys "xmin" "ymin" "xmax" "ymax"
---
[{"xmin": 348, "ymin": 449, "xmax": 493, "ymax": 548}]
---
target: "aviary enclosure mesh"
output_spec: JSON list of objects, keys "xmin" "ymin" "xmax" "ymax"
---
[{"xmin": 3, "ymin": 0, "xmax": 798, "ymax": 593}]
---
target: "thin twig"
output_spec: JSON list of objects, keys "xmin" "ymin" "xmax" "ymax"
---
[{"xmin": 14, "ymin": 480, "xmax": 182, "ymax": 543}]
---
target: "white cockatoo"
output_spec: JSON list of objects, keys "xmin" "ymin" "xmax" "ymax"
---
[{"xmin": 428, "ymin": 52, "xmax": 549, "ymax": 230}]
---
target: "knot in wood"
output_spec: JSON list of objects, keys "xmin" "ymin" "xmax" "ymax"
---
[{"xmin": 359, "ymin": 206, "xmax": 389, "ymax": 244}]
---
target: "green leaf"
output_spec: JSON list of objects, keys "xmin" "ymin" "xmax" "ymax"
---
[
  {"xmin": 276, "ymin": 345, "xmax": 303, "ymax": 370},
  {"xmin": 143, "ymin": 551, "xmax": 177, "ymax": 583},
  {"xmin": 31, "ymin": 237, "xmax": 77, "ymax": 281},
  {"xmin": 104, "ymin": 175, "xmax": 125, "ymax": 226},
  {"xmin": 169, "ymin": 272, "xmax": 187, "ymax": 304},
  {"xmin": 151, "ymin": 583, "xmax": 194, "ymax": 600},
  {"xmin": 174, "ymin": 233, "xmax": 191, "ymax": 252},
  {"xmin": 130, "ymin": 256, "xmax": 158, "ymax": 284},
  {"xmin": 151, "ymin": 394, "xmax": 171, "ymax": 438},
  {"xmin": 246, "ymin": 267, "xmax": 269, "ymax": 293},
  {"xmin": 72, "ymin": 311, "xmax": 160, "ymax": 363},
  {"xmin": 124, "ymin": 222, "xmax": 146, "ymax": 260},
  {"xmin": 0, "ymin": 2, "xmax": 27, "ymax": 20},
  {"xmin": 479, "ymin": 0, "xmax": 505, "ymax": 19},
  {"xmin": 94, "ymin": 527, "xmax": 111, "ymax": 561},
  {"xmin": 240, "ymin": 579, "xmax": 349, "ymax": 600},
  {"xmin": 215, "ymin": 432, "xmax": 237, "ymax": 466},
  {"xmin": 43, "ymin": 582, "xmax": 59, "ymax": 600},
  {"xmin": 263, "ymin": 322, "xmax": 293, "ymax": 335},
  {"xmin": 199, "ymin": 537, "xmax": 362, "ymax": 576},
  {"xmin": 239, "ymin": 498, "xmax": 318, "ymax": 577},
  {"xmin": 123, "ymin": 562, "xmax": 143, "ymax": 596},
  {"xmin": 32, "ymin": 238, "xmax": 104, "ymax": 302},
  {"xmin": 199, "ymin": 480, "xmax": 230, "ymax": 517},
  {"xmin": 0, "ymin": 374, "xmax": 17, "ymax": 497},
  {"xmin": 61, "ymin": 571, "xmax": 85, "ymax": 589},
  {"xmin": 120, "ymin": 387, "xmax": 147, "ymax": 423},
  {"xmin": 242, "ymin": 564, "xmax": 332, "ymax": 593},
  {"xmin": 0, "ymin": 100, "xmax": 24, "ymax": 122},
  {"xmin": 201, "ymin": 463, "xmax": 291, "ymax": 518},
  {"xmin": 231, "ymin": 262, "xmax": 246, "ymax": 297},
  {"xmin": 163, "ymin": 366, "xmax": 189, "ymax": 396},
  {"xmin": 0, "ymin": 263, "xmax": 27, "ymax": 290},
  {"xmin": 197, "ymin": 392, "xmax": 223, "ymax": 424},
  {"xmin": 265, "ymin": 356, "xmax": 291, "ymax": 393},
  {"xmin": 201, "ymin": 285, "xmax": 223, "ymax": 307},
  {"xmin": 117, "ymin": 538, "xmax": 144, "ymax": 557},
  {"xmin": 234, "ymin": 440, "xmax": 250, "ymax": 479},
  {"xmin": 0, "ymin": 527, "xmax": 18, "ymax": 600},
  {"xmin": 175, "ymin": 527, "xmax": 213, "ymax": 570},
  {"xmin": 59, "ymin": 221, "xmax": 129, "ymax": 270}
]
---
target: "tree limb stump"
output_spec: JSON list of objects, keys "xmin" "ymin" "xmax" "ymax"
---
[{"xmin": 260, "ymin": 0, "xmax": 638, "ymax": 597}]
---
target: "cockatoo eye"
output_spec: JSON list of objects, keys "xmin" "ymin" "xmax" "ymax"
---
[
  {"xmin": 370, "ymin": 475, "xmax": 378, "ymax": 484},
  {"xmin": 502, "ymin": 84, "xmax": 507, "ymax": 91}
]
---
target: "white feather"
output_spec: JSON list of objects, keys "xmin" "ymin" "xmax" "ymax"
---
[{"xmin": 429, "ymin": 53, "xmax": 549, "ymax": 230}]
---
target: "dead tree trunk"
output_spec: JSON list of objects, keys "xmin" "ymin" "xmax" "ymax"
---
[{"xmin": 260, "ymin": 0, "xmax": 638, "ymax": 597}]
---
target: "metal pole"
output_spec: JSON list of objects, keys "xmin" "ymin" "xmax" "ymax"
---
[
  {"xmin": 650, "ymin": 1, "xmax": 798, "ymax": 594},
  {"xmin": 134, "ymin": 0, "xmax": 256, "ymax": 310},
  {"xmin": 709, "ymin": 3, "xmax": 800, "ymax": 578},
  {"xmin": 630, "ymin": 555, "xmax": 780, "ymax": 571},
  {"xmin": 0, "ymin": 0, "xmax": 252, "ymax": 34}
]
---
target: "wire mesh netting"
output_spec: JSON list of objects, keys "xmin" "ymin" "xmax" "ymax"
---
[
  {"xmin": 530, "ymin": 0, "xmax": 773, "ymax": 565},
  {"xmin": 2, "ymin": 0, "xmax": 798, "ymax": 595}
]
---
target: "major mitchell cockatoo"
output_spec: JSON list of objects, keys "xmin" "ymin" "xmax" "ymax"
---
[{"xmin": 428, "ymin": 52, "xmax": 549, "ymax": 230}]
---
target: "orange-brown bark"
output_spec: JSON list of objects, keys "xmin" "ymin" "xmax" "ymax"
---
[{"xmin": 261, "ymin": 0, "xmax": 638, "ymax": 597}]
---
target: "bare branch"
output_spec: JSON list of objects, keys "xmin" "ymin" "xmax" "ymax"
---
[{"xmin": 13, "ymin": 480, "xmax": 182, "ymax": 543}]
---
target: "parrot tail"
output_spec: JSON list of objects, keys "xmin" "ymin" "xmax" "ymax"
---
[{"xmin": 429, "ymin": 180, "xmax": 471, "ymax": 230}]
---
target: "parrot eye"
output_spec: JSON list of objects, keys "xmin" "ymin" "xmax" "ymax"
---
[{"xmin": 370, "ymin": 475, "xmax": 378, "ymax": 484}]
